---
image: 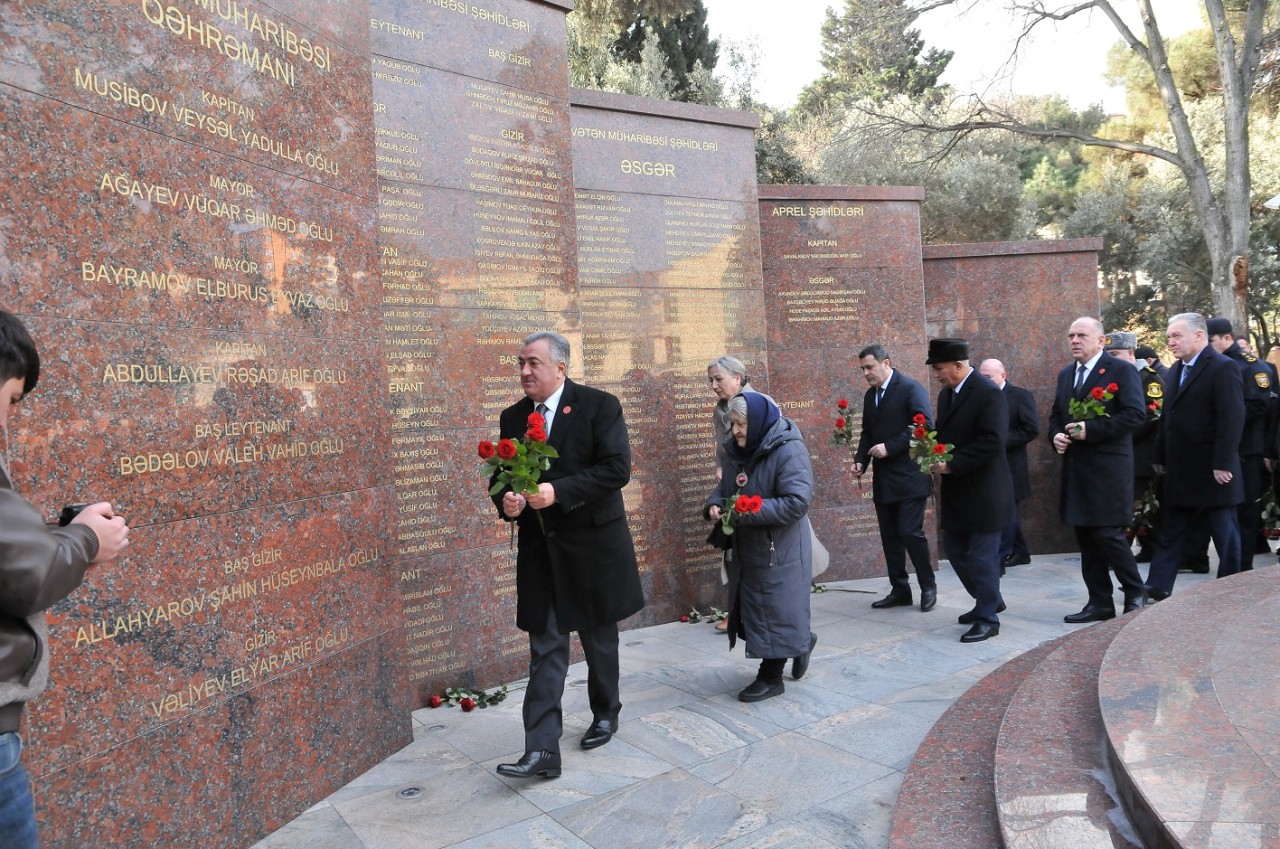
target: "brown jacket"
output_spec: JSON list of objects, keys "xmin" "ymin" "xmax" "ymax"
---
[{"xmin": 0, "ymin": 466, "xmax": 98, "ymax": 732}]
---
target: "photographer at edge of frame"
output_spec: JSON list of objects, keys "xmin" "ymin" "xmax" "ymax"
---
[{"xmin": 0, "ymin": 310, "xmax": 130, "ymax": 848}]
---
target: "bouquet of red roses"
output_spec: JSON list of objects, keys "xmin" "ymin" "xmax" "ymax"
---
[
  {"xmin": 830, "ymin": 398, "xmax": 854, "ymax": 451},
  {"xmin": 907, "ymin": 412, "xmax": 953, "ymax": 473},
  {"xmin": 1069, "ymin": 382, "xmax": 1118, "ymax": 421},
  {"xmin": 479, "ymin": 411, "xmax": 559, "ymax": 545},
  {"xmin": 719, "ymin": 472, "xmax": 762, "ymax": 537}
]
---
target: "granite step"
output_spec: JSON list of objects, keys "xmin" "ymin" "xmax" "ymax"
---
[
  {"xmin": 1098, "ymin": 568, "xmax": 1280, "ymax": 849},
  {"xmin": 888, "ymin": 637, "xmax": 1065, "ymax": 849},
  {"xmin": 994, "ymin": 615, "xmax": 1142, "ymax": 848}
]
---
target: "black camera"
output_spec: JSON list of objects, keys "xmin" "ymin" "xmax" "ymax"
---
[{"xmin": 57, "ymin": 503, "xmax": 90, "ymax": 527}]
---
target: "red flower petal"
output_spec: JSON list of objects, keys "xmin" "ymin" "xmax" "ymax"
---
[
  {"xmin": 837, "ymin": 399, "xmax": 849, "ymax": 409},
  {"xmin": 478, "ymin": 441, "xmax": 496, "ymax": 459}
]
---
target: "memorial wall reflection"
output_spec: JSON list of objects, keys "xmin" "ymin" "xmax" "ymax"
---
[
  {"xmin": 759, "ymin": 187, "xmax": 933, "ymax": 580},
  {"xmin": 369, "ymin": 0, "xmax": 579, "ymax": 702},
  {"xmin": 571, "ymin": 91, "xmax": 764, "ymax": 613}
]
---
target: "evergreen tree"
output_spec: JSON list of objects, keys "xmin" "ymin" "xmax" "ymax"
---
[{"xmin": 613, "ymin": 1, "xmax": 719, "ymax": 102}]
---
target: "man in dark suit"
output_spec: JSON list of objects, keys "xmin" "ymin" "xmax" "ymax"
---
[
  {"xmin": 853, "ymin": 344, "xmax": 937, "ymax": 612},
  {"xmin": 1049, "ymin": 318, "xmax": 1149, "ymax": 622},
  {"xmin": 492, "ymin": 331, "xmax": 645, "ymax": 779},
  {"xmin": 978, "ymin": 359, "xmax": 1039, "ymax": 569},
  {"xmin": 927, "ymin": 338, "xmax": 1012, "ymax": 643},
  {"xmin": 1145, "ymin": 313, "xmax": 1245, "ymax": 598},
  {"xmin": 1103, "ymin": 332, "xmax": 1164, "ymax": 562},
  {"xmin": 1207, "ymin": 317, "xmax": 1271, "ymax": 571}
]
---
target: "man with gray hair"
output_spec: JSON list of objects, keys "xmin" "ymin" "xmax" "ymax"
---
[
  {"xmin": 491, "ymin": 331, "xmax": 644, "ymax": 779},
  {"xmin": 1144, "ymin": 313, "xmax": 1245, "ymax": 599},
  {"xmin": 1049, "ymin": 317, "xmax": 1148, "ymax": 622}
]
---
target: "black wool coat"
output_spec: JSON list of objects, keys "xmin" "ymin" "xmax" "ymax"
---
[
  {"xmin": 492, "ymin": 379, "xmax": 644, "ymax": 633},
  {"xmin": 854, "ymin": 370, "xmax": 933, "ymax": 504},
  {"xmin": 1155, "ymin": 348, "xmax": 1245, "ymax": 510},
  {"xmin": 934, "ymin": 372, "xmax": 1013, "ymax": 533}
]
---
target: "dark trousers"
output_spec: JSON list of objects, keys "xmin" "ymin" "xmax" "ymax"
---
[
  {"xmin": 875, "ymin": 497, "xmax": 934, "ymax": 598},
  {"xmin": 1074, "ymin": 525, "xmax": 1145, "ymax": 610},
  {"xmin": 1238, "ymin": 455, "xmax": 1264, "ymax": 571},
  {"xmin": 524, "ymin": 606, "xmax": 621, "ymax": 753},
  {"xmin": 942, "ymin": 528, "xmax": 1002, "ymax": 625},
  {"xmin": 999, "ymin": 500, "xmax": 1029, "ymax": 560},
  {"xmin": 1147, "ymin": 504, "xmax": 1240, "ymax": 595}
]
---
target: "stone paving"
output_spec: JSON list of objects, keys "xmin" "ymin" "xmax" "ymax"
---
[{"xmin": 252, "ymin": 554, "xmax": 1216, "ymax": 849}]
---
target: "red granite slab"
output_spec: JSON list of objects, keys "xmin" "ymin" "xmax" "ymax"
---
[
  {"xmin": 0, "ymin": 0, "xmax": 375, "ymax": 199},
  {"xmin": 371, "ymin": 0, "xmax": 571, "ymax": 98},
  {"xmin": 0, "ymin": 86, "xmax": 381, "ymax": 338},
  {"xmin": 1099, "ymin": 569, "xmax": 1280, "ymax": 849},
  {"xmin": 759, "ymin": 198, "xmax": 923, "ymax": 271},
  {"xmin": 994, "ymin": 615, "xmax": 1136, "ymax": 848},
  {"xmin": 923, "ymin": 243, "xmax": 1103, "ymax": 557},
  {"xmin": 33, "ymin": 630, "xmax": 409, "ymax": 849},
  {"xmin": 890, "ymin": 638, "xmax": 1065, "ymax": 849},
  {"xmin": 9, "ymin": 317, "xmax": 389, "ymax": 527}
]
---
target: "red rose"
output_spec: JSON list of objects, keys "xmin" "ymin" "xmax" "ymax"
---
[
  {"xmin": 680, "ymin": 614, "xmax": 689, "ymax": 622},
  {"xmin": 478, "ymin": 441, "xmax": 496, "ymax": 459},
  {"xmin": 1148, "ymin": 402, "xmax": 1158, "ymax": 411},
  {"xmin": 748, "ymin": 495, "xmax": 763, "ymax": 512},
  {"xmin": 913, "ymin": 427, "xmax": 926, "ymax": 439},
  {"xmin": 496, "ymin": 439, "xmax": 518, "ymax": 460},
  {"xmin": 527, "ymin": 427, "xmax": 547, "ymax": 443},
  {"xmin": 837, "ymin": 399, "xmax": 849, "ymax": 410},
  {"xmin": 460, "ymin": 697, "xmax": 476, "ymax": 712},
  {"xmin": 735, "ymin": 495, "xmax": 752, "ymax": 513},
  {"xmin": 933, "ymin": 444, "xmax": 946, "ymax": 455},
  {"xmin": 428, "ymin": 695, "xmax": 443, "ymax": 709},
  {"xmin": 835, "ymin": 417, "xmax": 846, "ymax": 429},
  {"xmin": 913, "ymin": 413, "xmax": 926, "ymax": 425},
  {"xmin": 1106, "ymin": 383, "xmax": 1118, "ymax": 392},
  {"xmin": 528, "ymin": 411, "xmax": 546, "ymax": 428},
  {"xmin": 1090, "ymin": 386, "xmax": 1106, "ymax": 400}
]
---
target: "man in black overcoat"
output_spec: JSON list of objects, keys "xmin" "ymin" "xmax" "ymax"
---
[
  {"xmin": 853, "ymin": 344, "xmax": 937, "ymax": 612},
  {"xmin": 491, "ymin": 331, "xmax": 644, "ymax": 779},
  {"xmin": 927, "ymin": 339, "xmax": 1012, "ymax": 643},
  {"xmin": 1145, "ymin": 313, "xmax": 1245, "ymax": 598},
  {"xmin": 1103, "ymin": 332, "xmax": 1164, "ymax": 561},
  {"xmin": 1049, "ymin": 318, "xmax": 1149, "ymax": 622},
  {"xmin": 978, "ymin": 359, "xmax": 1039, "ymax": 569}
]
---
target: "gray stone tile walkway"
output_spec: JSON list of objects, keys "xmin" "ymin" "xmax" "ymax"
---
[{"xmin": 253, "ymin": 554, "xmax": 1218, "ymax": 849}]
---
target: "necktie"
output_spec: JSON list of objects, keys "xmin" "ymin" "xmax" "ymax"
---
[
  {"xmin": 1180, "ymin": 364, "xmax": 1190, "ymax": 387},
  {"xmin": 1074, "ymin": 364, "xmax": 1087, "ymax": 391},
  {"xmin": 876, "ymin": 388, "xmax": 884, "ymax": 407},
  {"xmin": 536, "ymin": 402, "xmax": 549, "ymax": 433}
]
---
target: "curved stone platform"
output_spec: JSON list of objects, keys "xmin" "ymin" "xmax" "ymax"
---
[
  {"xmin": 890, "ymin": 638, "xmax": 1064, "ymax": 849},
  {"xmin": 1099, "ymin": 568, "xmax": 1280, "ymax": 849},
  {"xmin": 995, "ymin": 616, "xmax": 1139, "ymax": 848}
]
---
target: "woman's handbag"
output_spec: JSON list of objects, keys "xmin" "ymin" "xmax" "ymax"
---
[{"xmin": 810, "ymin": 524, "xmax": 830, "ymax": 579}]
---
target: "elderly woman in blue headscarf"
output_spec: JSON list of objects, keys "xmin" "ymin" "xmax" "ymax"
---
[{"xmin": 705, "ymin": 392, "xmax": 817, "ymax": 702}]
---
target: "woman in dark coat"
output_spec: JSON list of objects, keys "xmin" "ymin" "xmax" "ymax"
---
[{"xmin": 705, "ymin": 393, "xmax": 817, "ymax": 702}]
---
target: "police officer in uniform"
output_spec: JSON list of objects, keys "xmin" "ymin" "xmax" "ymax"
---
[
  {"xmin": 1104, "ymin": 333, "xmax": 1163, "ymax": 561},
  {"xmin": 1207, "ymin": 317, "xmax": 1271, "ymax": 571}
]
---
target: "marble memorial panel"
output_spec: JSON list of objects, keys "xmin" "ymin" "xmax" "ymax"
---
[
  {"xmin": 370, "ymin": 0, "xmax": 572, "ymax": 97},
  {"xmin": 0, "ymin": 86, "xmax": 380, "ymax": 337},
  {"xmin": 760, "ymin": 196, "xmax": 924, "ymax": 272},
  {"xmin": 34, "ymin": 631, "xmax": 407, "ymax": 849},
  {"xmin": 27, "ymin": 489, "xmax": 398, "ymax": 775},
  {"xmin": 0, "ymin": 0, "xmax": 374, "ymax": 198},
  {"xmin": 12, "ymin": 318, "xmax": 388, "ymax": 527}
]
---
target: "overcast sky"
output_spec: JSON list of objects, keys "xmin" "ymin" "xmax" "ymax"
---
[{"xmin": 700, "ymin": 0, "xmax": 1207, "ymax": 112}]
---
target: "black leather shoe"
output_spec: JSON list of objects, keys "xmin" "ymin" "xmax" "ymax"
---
[
  {"xmin": 960, "ymin": 622, "xmax": 999, "ymax": 642},
  {"xmin": 958, "ymin": 602, "xmax": 1005, "ymax": 624},
  {"xmin": 1123, "ymin": 588, "xmax": 1148, "ymax": 613},
  {"xmin": 870, "ymin": 593, "xmax": 912, "ymax": 609},
  {"xmin": 1181, "ymin": 560, "xmax": 1211, "ymax": 574},
  {"xmin": 1063, "ymin": 606, "xmax": 1116, "ymax": 623},
  {"xmin": 497, "ymin": 750, "xmax": 561, "ymax": 779},
  {"xmin": 580, "ymin": 718, "xmax": 616, "ymax": 749},
  {"xmin": 792, "ymin": 633, "xmax": 818, "ymax": 679},
  {"xmin": 1003, "ymin": 553, "xmax": 1031, "ymax": 567},
  {"xmin": 1146, "ymin": 587, "xmax": 1170, "ymax": 602},
  {"xmin": 1135, "ymin": 548, "xmax": 1153, "ymax": 564},
  {"xmin": 920, "ymin": 588, "xmax": 937, "ymax": 612},
  {"xmin": 738, "ymin": 679, "xmax": 784, "ymax": 702}
]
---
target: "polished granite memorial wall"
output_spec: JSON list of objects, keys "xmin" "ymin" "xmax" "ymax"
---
[
  {"xmin": 367, "ymin": 0, "xmax": 578, "ymax": 709},
  {"xmin": 923, "ymin": 239, "xmax": 1105, "ymax": 555},
  {"xmin": 759, "ymin": 185, "xmax": 933, "ymax": 580},
  {"xmin": 0, "ymin": 1, "xmax": 405, "ymax": 846},
  {"xmin": 570, "ymin": 90, "xmax": 764, "ymax": 621}
]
